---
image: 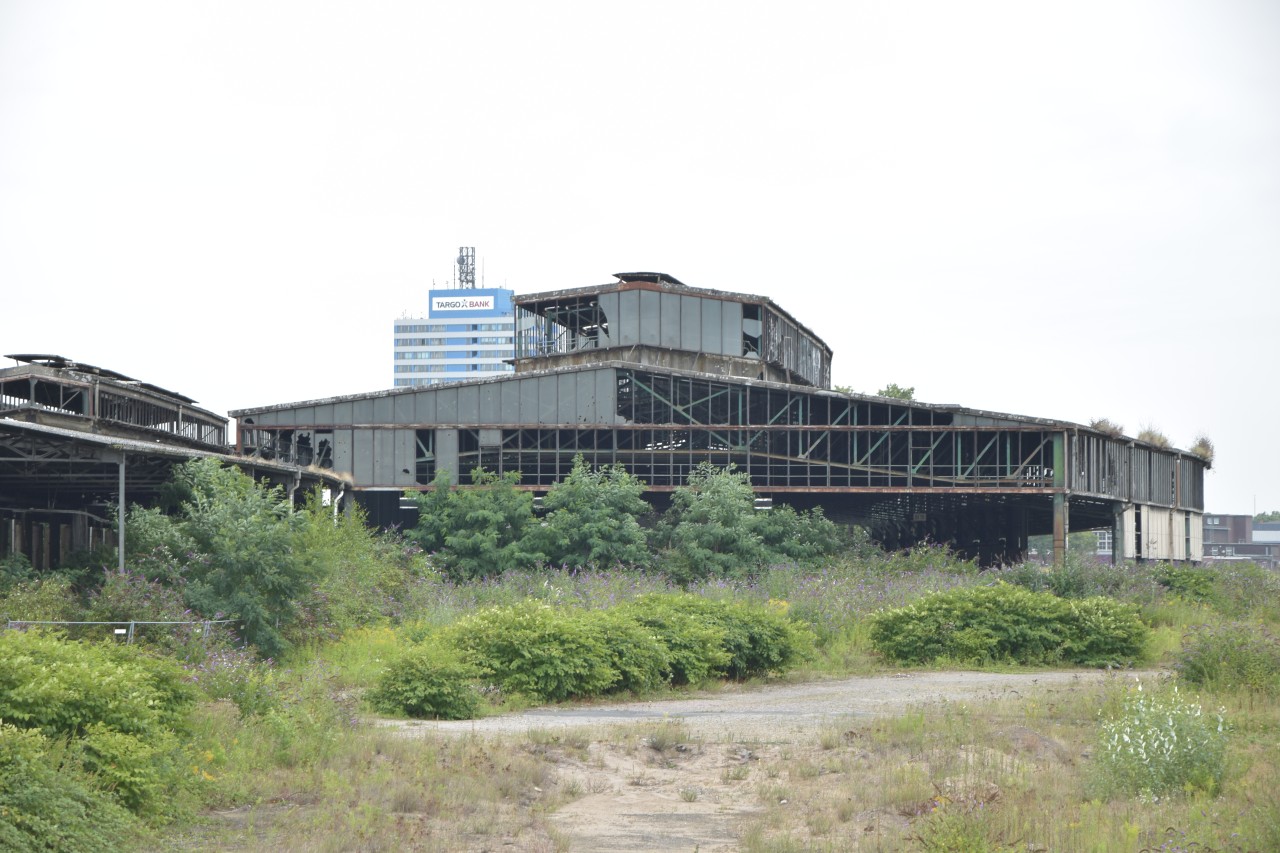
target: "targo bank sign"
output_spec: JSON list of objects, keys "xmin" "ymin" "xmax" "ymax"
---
[{"xmin": 431, "ymin": 295, "xmax": 495, "ymax": 312}]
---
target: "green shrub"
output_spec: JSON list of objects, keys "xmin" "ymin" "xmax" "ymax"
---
[
  {"xmin": 622, "ymin": 594, "xmax": 814, "ymax": 681},
  {"xmin": 584, "ymin": 609, "xmax": 672, "ymax": 694},
  {"xmin": 1060, "ymin": 597, "xmax": 1149, "ymax": 667},
  {"xmin": 440, "ymin": 601, "xmax": 617, "ymax": 702},
  {"xmin": 0, "ymin": 631, "xmax": 197, "ymax": 738},
  {"xmin": 188, "ymin": 647, "xmax": 282, "ymax": 717},
  {"xmin": 368, "ymin": 643, "xmax": 482, "ymax": 720},
  {"xmin": 868, "ymin": 583, "xmax": 1147, "ymax": 666},
  {"xmin": 616, "ymin": 596, "xmax": 730, "ymax": 686},
  {"xmin": 78, "ymin": 723, "xmax": 180, "ymax": 817},
  {"xmin": 1209, "ymin": 562, "xmax": 1280, "ymax": 622},
  {"xmin": 0, "ymin": 723, "xmax": 137, "ymax": 852},
  {"xmin": 0, "ymin": 576, "xmax": 81, "ymax": 622},
  {"xmin": 1094, "ymin": 684, "xmax": 1227, "ymax": 798},
  {"xmin": 1153, "ymin": 564, "xmax": 1215, "ymax": 603},
  {"xmin": 1175, "ymin": 622, "xmax": 1280, "ymax": 695}
]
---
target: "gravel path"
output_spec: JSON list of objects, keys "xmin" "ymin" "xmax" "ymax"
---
[
  {"xmin": 385, "ymin": 668, "xmax": 1156, "ymax": 743},
  {"xmin": 383, "ymin": 669, "xmax": 1159, "ymax": 852}
]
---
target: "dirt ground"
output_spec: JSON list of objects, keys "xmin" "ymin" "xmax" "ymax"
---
[{"xmin": 386, "ymin": 669, "xmax": 1155, "ymax": 852}]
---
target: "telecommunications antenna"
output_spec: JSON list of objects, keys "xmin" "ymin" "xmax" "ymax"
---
[{"xmin": 457, "ymin": 247, "xmax": 476, "ymax": 289}]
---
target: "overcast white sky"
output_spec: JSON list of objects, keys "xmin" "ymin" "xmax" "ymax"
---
[{"xmin": 1, "ymin": 1, "xmax": 1277, "ymax": 515}]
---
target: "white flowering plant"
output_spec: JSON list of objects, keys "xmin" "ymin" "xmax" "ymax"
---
[{"xmin": 1094, "ymin": 683, "xmax": 1228, "ymax": 799}]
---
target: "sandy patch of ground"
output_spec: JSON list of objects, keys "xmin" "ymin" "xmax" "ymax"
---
[{"xmin": 385, "ymin": 669, "xmax": 1155, "ymax": 851}]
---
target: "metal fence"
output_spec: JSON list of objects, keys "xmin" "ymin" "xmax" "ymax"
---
[{"xmin": 5, "ymin": 618, "xmax": 239, "ymax": 644}]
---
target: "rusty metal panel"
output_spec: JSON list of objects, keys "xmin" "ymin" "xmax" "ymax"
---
[
  {"xmin": 639, "ymin": 290, "xmax": 661, "ymax": 346},
  {"xmin": 435, "ymin": 386, "xmax": 459, "ymax": 423},
  {"xmin": 659, "ymin": 292, "xmax": 681, "ymax": 349},
  {"xmin": 434, "ymin": 429, "xmax": 459, "ymax": 480},
  {"xmin": 557, "ymin": 373, "xmax": 578, "ymax": 423},
  {"xmin": 700, "ymin": 297, "xmax": 723, "ymax": 354},
  {"xmin": 333, "ymin": 429, "xmax": 353, "ymax": 475},
  {"xmin": 598, "ymin": 291, "xmax": 619, "ymax": 348},
  {"xmin": 538, "ymin": 376, "xmax": 558, "ymax": 423},
  {"xmin": 352, "ymin": 429, "xmax": 374, "ymax": 484},
  {"xmin": 619, "ymin": 290, "xmax": 640, "ymax": 345},
  {"xmin": 679, "ymin": 295, "xmax": 700, "ymax": 352},
  {"xmin": 392, "ymin": 429, "xmax": 416, "ymax": 486},
  {"xmin": 720, "ymin": 299, "xmax": 743, "ymax": 357}
]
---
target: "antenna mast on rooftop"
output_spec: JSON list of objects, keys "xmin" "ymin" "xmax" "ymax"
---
[{"xmin": 456, "ymin": 247, "xmax": 476, "ymax": 289}]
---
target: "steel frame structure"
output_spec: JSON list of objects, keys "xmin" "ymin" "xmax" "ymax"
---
[{"xmin": 232, "ymin": 273, "xmax": 1207, "ymax": 565}]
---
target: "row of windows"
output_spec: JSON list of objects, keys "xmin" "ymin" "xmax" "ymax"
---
[
  {"xmin": 396, "ymin": 336, "xmax": 513, "ymax": 347},
  {"xmin": 396, "ymin": 350, "xmax": 513, "ymax": 361},
  {"xmin": 394, "ymin": 363, "xmax": 512, "ymax": 374},
  {"xmin": 395, "ymin": 322, "xmax": 514, "ymax": 334}
]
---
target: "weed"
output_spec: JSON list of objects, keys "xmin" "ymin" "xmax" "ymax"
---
[{"xmin": 1093, "ymin": 683, "xmax": 1228, "ymax": 799}]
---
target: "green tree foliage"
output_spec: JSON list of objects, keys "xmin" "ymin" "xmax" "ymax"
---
[
  {"xmin": 655, "ymin": 462, "xmax": 768, "ymax": 583},
  {"xmin": 292, "ymin": 492, "xmax": 423, "ymax": 635},
  {"xmin": 1256, "ymin": 510, "xmax": 1280, "ymax": 524},
  {"xmin": 163, "ymin": 459, "xmax": 313, "ymax": 657},
  {"xmin": 407, "ymin": 468, "xmax": 541, "ymax": 580},
  {"xmin": 876, "ymin": 383, "xmax": 915, "ymax": 400},
  {"xmin": 529, "ymin": 455, "xmax": 652, "ymax": 569},
  {"xmin": 752, "ymin": 504, "xmax": 845, "ymax": 562}
]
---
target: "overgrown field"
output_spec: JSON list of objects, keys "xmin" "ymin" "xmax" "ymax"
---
[{"xmin": 1, "ymin": 460, "xmax": 1278, "ymax": 851}]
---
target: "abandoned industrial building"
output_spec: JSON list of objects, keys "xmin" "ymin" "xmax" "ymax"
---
[
  {"xmin": 0, "ymin": 354, "xmax": 343, "ymax": 570},
  {"xmin": 232, "ymin": 273, "xmax": 1207, "ymax": 565}
]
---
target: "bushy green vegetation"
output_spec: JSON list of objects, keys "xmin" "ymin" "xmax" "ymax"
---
[
  {"xmin": 381, "ymin": 594, "xmax": 816, "ymax": 710},
  {"xmin": 406, "ymin": 457, "xmax": 846, "ymax": 584},
  {"xmin": 1093, "ymin": 684, "xmax": 1228, "ymax": 798},
  {"xmin": 868, "ymin": 583, "xmax": 1147, "ymax": 667},
  {"xmin": 367, "ymin": 644, "xmax": 482, "ymax": 720},
  {"xmin": 2, "ymin": 453, "xmax": 1280, "ymax": 849},
  {"xmin": 1175, "ymin": 621, "xmax": 1280, "ymax": 695},
  {"xmin": 0, "ymin": 631, "xmax": 199, "ymax": 830},
  {"xmin": 0, "ymin": 723, "xmax": 137, "ymax": 852}
]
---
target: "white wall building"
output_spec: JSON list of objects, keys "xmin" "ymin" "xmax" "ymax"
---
[{"xmin": 393, "ymin": 288, "xmax": 516, "ymax": 387}]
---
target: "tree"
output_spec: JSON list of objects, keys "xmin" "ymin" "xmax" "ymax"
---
[
  {"xmin": 406, "ymin": 468, "xmax": 540, "ymax": 580},
  {"xmin": 751, "ymin": 504, "xmax": 845, "ymax": 562},
  {"xmin": 877, "ymin": 383, "xmax": 915, "ymax": 400},
  {"xmin": 1256, "ymin": 511, "xmax": 1280, "ymax": 524},
  {"xmin": 171, "ymin": 459, "xmax": 313, "ymax": 657},
  {"xmin": 530, "ymin": 455, "xmax": 652, "ymax": 569},
  {"xmin": 657, "ymin": 463, "xmax": 767, "ymax": 583}
]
